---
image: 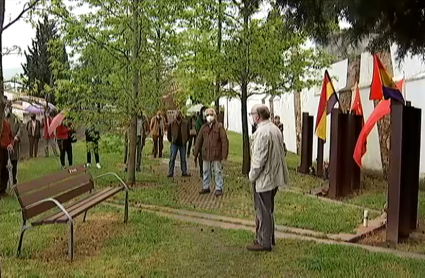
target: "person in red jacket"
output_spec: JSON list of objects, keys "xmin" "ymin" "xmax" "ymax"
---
[
  {"xmin": 56, "ymin": 121, "xmax": 73, "ymax": 169},
  {"xmin": 0, "ymin": 118, "xmax": 14, "ymax": 196}
]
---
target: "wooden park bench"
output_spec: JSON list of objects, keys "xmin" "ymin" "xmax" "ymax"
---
[{"xmin": 12, "ymin": 165, "xmax": 129, "ymax": 260}]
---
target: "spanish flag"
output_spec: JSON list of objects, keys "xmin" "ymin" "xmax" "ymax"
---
[
  {"xmin": 315, "ymin": 70, "xmax": 339, "ymax": 141},
  {"xmin": 370, "ymin": 54, "xmax": 405, "ymax": 103}
]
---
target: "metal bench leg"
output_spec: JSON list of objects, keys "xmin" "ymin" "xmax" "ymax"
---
[
  {"xmin": 124, "ymin": 191, "xmax": 129, "ymax": 223},
  {"xmin": 16, "ymin": 221, "xmax": 28, "ymax": 257},
  {"xmin": 83, "ymin": 210, "xmax": 88, "ymax": 222},
  {"xmin": 69, "ymin": 221, "xmax": 74, "ymax": 261}
]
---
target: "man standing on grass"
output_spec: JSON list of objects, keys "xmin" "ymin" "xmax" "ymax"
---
[
  {"xmin": 194, "ymin": 108, "xmax": 228, "ymax": 197},
  {"xmin": 167, "ymin": 111, "xmax": 191, "ymax": 178},
  {"xmin": 246, "ymin": 104, "xmax": 289, "ymax": 252},
  {"xmin": 150, "ymin": 111, "xmax": 166, "ymax": 158},
  {"xmin": 0, "ymin": 108, "xmax": 14, "ymax": 196},
  {"xmin": 26, "ymin": 114, "xmax": 41, "ymax": 158}
]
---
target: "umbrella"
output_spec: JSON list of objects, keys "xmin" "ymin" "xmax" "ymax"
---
[
  {"xmin": 6, "ymin": 150, "xmax": 14, "ymax": 195},
  {"xmin": 48, "ymin": 110, "xmax": 67, "ymax": 135},
  {"xmin": 25, "ymin": 103, "xmax": 56, "ymax": 114}
]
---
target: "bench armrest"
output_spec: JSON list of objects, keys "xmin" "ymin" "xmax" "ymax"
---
[
  {"xmin": 25, "ymin": 198, "xmax": 73, "ymax": 223},
  {"xmin": 92, "ymin": 172, "xmax": 129, "ymax": 192}
]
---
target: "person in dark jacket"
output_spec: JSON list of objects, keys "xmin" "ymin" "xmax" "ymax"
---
[
  {"xmin": 167, "ymin": 111, "xmax": 190, "ymax": 178},
  {"xmin": 194, "ymin": 108, "xmax": 229, "ymax": 197},
  {"xmin": 0, "ymin": 117, "xmax": 14, "ymax": 196},
  {"xmin": 85, "ymin": 126, "xmax": 101, "ymax": 169},
  {"xmin": 195, "ymin": 106, "xmax": 207, "ymax": 177}
]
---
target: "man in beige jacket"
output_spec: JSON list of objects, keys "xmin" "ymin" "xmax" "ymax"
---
[{"xmin": 247, "ymin": 104, "xmax": 289, "ymax": 252}]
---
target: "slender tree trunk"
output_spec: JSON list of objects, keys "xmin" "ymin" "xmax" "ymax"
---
[
  {"xmin": 241, "ymin": 82, "xmax": 250, "ymax": 175},
  {"xmin": 127, "ymin": 0, "xmax": 141, "ymax": 185},
  {"xmin": 0, "ymin": 0, "xmax": 5, "ymax": 135},
  {"xmin": 215, "ymin": 0, "xmax": 222, "ymax": 112},
  {"xmin": 241, "ymin": 2, "xmax": 251, "ymax": 175},
  {"xmin": 155, "ymin": 28, "xmax": 161, "ymax": 110},
  {"xmin": 294, "ymin": 91, "xmax": 301, "ymax": 154}
]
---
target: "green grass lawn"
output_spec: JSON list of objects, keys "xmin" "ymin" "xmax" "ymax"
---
[
  {"xmin": 1, "ymin": 202, "xmax": 425, "ymax": 277},
  {"xmin": 2, "ymin": 134, "xmax": 425, "ymax": 276},
  {"xmin": 6, "ymin": 133, "xmax": 374, "ymax": 234}
]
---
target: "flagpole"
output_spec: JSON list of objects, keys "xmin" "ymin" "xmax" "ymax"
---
[{"xmin": 403, "ymin": 71, "xmax": 406, "ymax": 101}]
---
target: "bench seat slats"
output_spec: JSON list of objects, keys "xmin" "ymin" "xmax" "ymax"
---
[
  {"xmin": 16, "ymin": 166, "xmax": 87, "ymax": 195},
  {"xmin": 32, "ymin": 187, "xmax": 123, "ymax": 225},
  {"xmin": 24, "ymin": 181, "xmax": 93, "ymax": 220}
]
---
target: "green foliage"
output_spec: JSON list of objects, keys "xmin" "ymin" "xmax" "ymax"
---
[
  {"xmin": 278, "ymin": 0, "xmax": 425, "ymax": 60},
  {"xmin": 21, "ymin": 15, "xmax": 69, "ymax": 103},
  {"xmin": 100, "ymin": 134, "xmax": 125, "ymax": 154}
]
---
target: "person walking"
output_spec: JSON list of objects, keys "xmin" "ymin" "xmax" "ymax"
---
[
  {"xmin": 167, "ymin": 111, "xmax": 190, "ymax": 178},
  {"xmin": 0, "ymin": 116, "xmax": 14, "ymax": 196},
  {"xmin": 85, "ymin": 125, "xmax": 101, "ymax": 169},
  {"xmin": 56, "ymin": 121, "xmax": 74, "ymax": 169},
  {"xmin": 150, "ymin": 111, "xmax": 166, "ymax": 158},
  {"xmin": 273, "ymin": 115, "xmax": 287, "ymax": 156},
  {"xmin": 195, "ymin": 106, "xmax": 207, "ymax": 177},
  {"xmin": 246, "ymin": 104, "xmax": 289, "ymax": 252},
  {"xmin": 42, "ymin": 111, "xmax": 58, "ymax": 157},
  {"xmin": 26, "ymin": 114, "xmax": 41, "ymax": 158},
  {"xmin": 187, "ymin": 114, "xmax": 197, "ymax": 158},
  {"xmin": 194, "ymin": 108, "xmax": 228, "ymax": 197},
  {"xmin": 7, "ymin": 111, "xmax": 21, "ymax": 185}
]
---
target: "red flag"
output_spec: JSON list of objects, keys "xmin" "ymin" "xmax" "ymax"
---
[
  {"xmin": 353, "ymin": 99, "xmax": 391, "ymax": 167},
  {"xmin": 351, "ymin": 83, "xmax": 366, "ymax": 158},
  {"xmin": 351, "ymin": 83, "xmax": 364, "ymax": 117},
  {"xmin": 370, "ymin": 55, "xmax": 384, "ymax": 100},
  {"xmin": 396, "ymin": 78, "xmax": 404, "ymax": 91}
]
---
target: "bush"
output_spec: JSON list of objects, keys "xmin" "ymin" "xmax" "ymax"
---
[{"xmin": 100, "ymin": 134, "xmax": 125, "ymax": 154}]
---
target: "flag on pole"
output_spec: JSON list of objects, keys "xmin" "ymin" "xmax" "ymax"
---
[
  {"xmin": 370, "ymin": 54, "xmax": 404, "ymax": 103},
  {"xmin": 353, "ymin": 99, "xmax": 391, "ymax": 167},
  {"xmin": 351, "ymin": 83, "xmax": 366, "ymax": 161},
  {"xmin": 315, "ymin": 70, "xmax": 339, "ymax": 141},
  {"xmin": 396, "ymin": 77, "xmax": 405, "ymax": 99},
  {"xmin": 351, "ymin": 83, "xmax": 364, "ymax": 117}
]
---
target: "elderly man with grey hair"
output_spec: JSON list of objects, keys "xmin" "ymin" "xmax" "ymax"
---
[
  {"xmin": 194, "ymin": 108, "xmax": 229, "ymax": 197},
  {"xmin": 246, "ymin": 104, "xmax": 289, "ymax": 252}
]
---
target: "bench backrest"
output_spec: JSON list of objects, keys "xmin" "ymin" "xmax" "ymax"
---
[{"xmin": 14, "ymin": 165, "xmax": 94, "ymax": 220}]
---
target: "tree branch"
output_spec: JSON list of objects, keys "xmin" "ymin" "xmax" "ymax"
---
[{"xmin": 3, "ymin": 0, "xmax": 42, "ymax": 31}]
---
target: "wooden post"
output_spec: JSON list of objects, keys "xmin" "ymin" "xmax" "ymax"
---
[
  {"xmin": 387, "ymin": 101, "xmax": 421, "ymax": 243},
  {"xmin": 298, "ymin": 112, "xmax": 313, "ymax": 174},
  {"xmin": 316, "ymin": 138, "xmax": 324, "ymax": 178}
]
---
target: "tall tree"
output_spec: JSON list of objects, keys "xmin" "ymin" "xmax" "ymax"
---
[
  {"xmin": 278, "ymin": 0, "xmax": 425, "ymax": 59},
  {"xmin": 21, "ymin": 15, "xmax": 69, "ymax": 103},
  {"xmin": 0, "ymin": 0, "xmax": 44, "ymax": 134},
  {"xmin": 222, "ymin": 3, "xmax": 330, "ymax": 174}
]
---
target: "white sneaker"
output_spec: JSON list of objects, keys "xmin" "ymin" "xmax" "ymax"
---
[
  {"xmin": 86, "ymin": 163, "xmax": 91, "ymax": 168},
  {"xmin": 96, "ymin": 163, "xmax": 101, "ymax": 169}
]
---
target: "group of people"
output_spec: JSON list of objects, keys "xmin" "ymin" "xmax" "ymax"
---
[{"xmin": 166, "ymin": 105, "xmax": 290, "ymax": 252}]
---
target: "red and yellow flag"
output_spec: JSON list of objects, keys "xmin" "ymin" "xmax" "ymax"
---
[
  {"xmin": 315, "ymin": 70, "xmax": 339, "ymax": 141},
  {"xmin": 370, "ymin": 54, "xmax": 404, "ymax": 103}
]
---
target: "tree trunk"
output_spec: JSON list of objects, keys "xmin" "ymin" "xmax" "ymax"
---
[
  {"xmin": 241, "ymin": 82, "xmax": 250, "ymax": 175},
  {"xmin": 294, "ymin": 91, "xmax": 301, "ymax": 154},
  {"xmin": 215, "ymin": 0, "xmax": 222, "ymax": 113},
  {"xmin": 375, "ymin": 51, "xmax": 393, "ymax": 180},
  {"xmin": 127, "ymin": 0, "xmax": 141, "ymax": 185},
  {"xmin": 241, "ymin": 0, "xmax": 251, "ymax": 175},
  {"xmin": 0, "ymin": 0, "xmax": 5, "ymax": 135}
]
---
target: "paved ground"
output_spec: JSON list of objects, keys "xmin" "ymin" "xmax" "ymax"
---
[{"xmin": 161, "ymin": 157, "xmax": 253, "ymax": 218}]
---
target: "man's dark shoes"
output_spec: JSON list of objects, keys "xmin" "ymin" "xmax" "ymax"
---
[
  {"xmin": 199, "ymin": 189, "xmax": 211, "ymax": 195},
  {"xmin": 246, "ymin": 243, "xmax": 272, "ymax": 252},
  {"xmin": 167, "ymin": 174, "xmax": 173, "ymax": 178},
  {"xmin": 215, "ymin": 190, "xmax": 223, "ymax": 197},
  {"xmin": 182, "ymin": 173, "xmax": 191, "ymax": 177},
  {"xmin": 136, "ymin": 167, "xmax": 141, "ymax": 172},
  {"xmin": 0, "ymin": 191, "xmax": 7, "ymax": 197}
]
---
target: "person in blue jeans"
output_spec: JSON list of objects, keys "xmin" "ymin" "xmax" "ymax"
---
[
  {"xmin": 194, "ymin": 108, "xmax": 229, "ymax": 197},
  {"xmin": 167, "ymin": 111, "xmax": 191, "ymax": 178}
]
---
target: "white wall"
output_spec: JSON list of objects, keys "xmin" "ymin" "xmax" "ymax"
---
[{"xmin": 222, "ymin": 49, "xmax": 425, "ymax": 174}]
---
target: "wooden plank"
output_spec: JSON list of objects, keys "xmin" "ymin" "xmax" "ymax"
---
[
  {"xmin": 20, "ymin": 173, "xmax": 92, "ymax": 207},
  {"xmin": 33, "ymin": 188, "xmax": 114, "ymax": 225},
  {"xmin": 24, "ymin": 181, "xmax": 93, "ymax": 220},
  {"xmin": 17, "ymin": 165, "xmax": 87, "ymax": 195},
  {"xmin": 54, "ymin": 187, "xmax": 123, "ymax": 223}
]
